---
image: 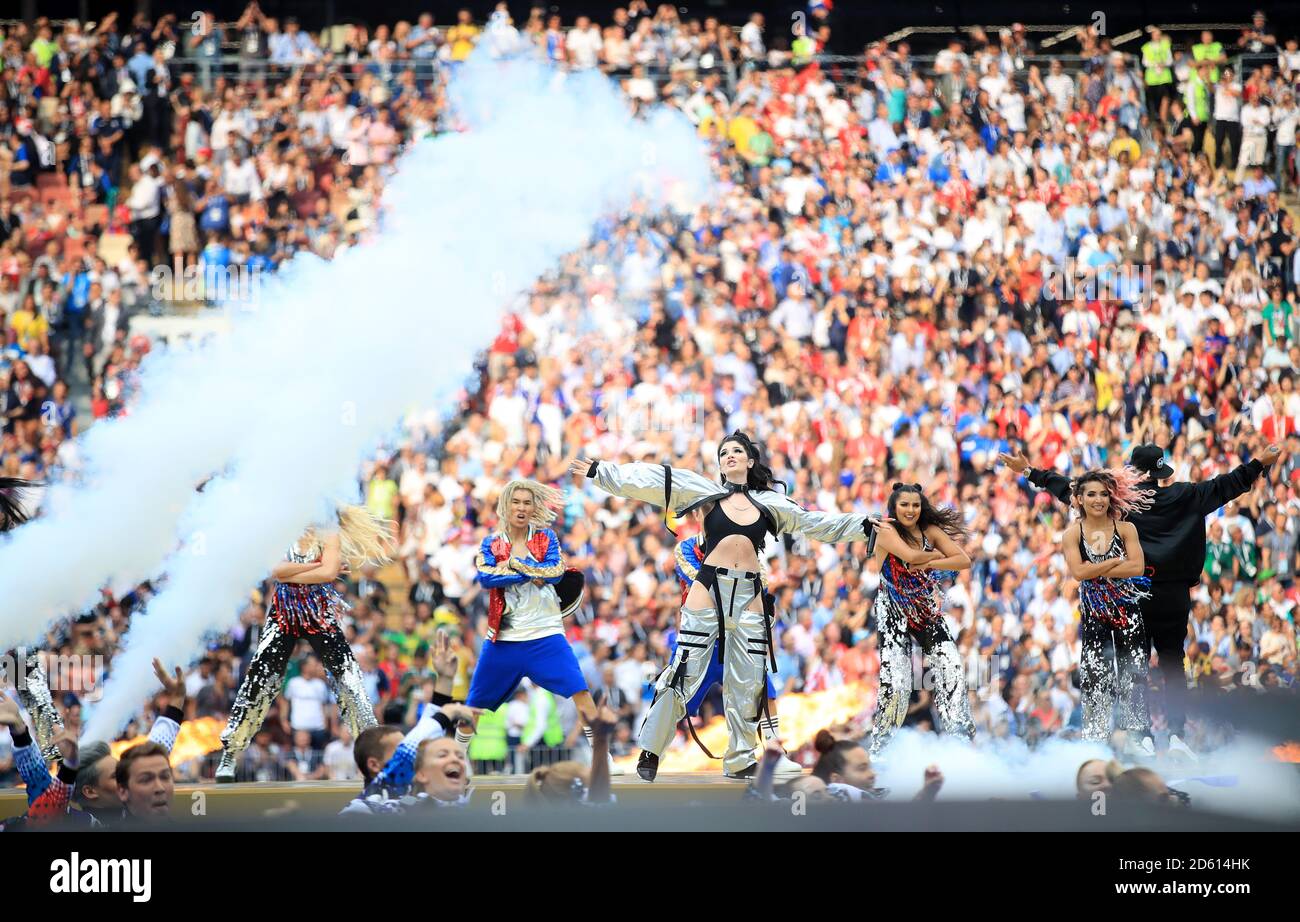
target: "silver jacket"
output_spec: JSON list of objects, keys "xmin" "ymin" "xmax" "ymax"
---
[{"xmin": 587, "ymin": 461, "xmax": 870, "ymax": 544}]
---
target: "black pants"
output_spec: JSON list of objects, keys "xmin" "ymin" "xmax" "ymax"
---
[
  {"xmin": 1213, "ymin": 119, "xmax": 1242, "ymax": 170},
  {"xmin": 1140, "ymin": 582, "xmax": 1192, "ymax": 736}
]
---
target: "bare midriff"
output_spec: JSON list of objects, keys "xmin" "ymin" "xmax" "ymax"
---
[{"xmin": 685, "ymin": 498, "xmax": 765, "ymax": 613}]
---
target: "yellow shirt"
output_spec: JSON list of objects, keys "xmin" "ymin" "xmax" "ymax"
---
[
  {"xmin": 726, "ymin": 115, "xmax": 760, "ymax": 157},
  {"xmin": 1095, "ymin": 368, "xmax": 1113, "ymax": 411},
  {"xmin": 1108, "ymin": 137, "xmax": 1140, "ymax": 162},
  {"xmin": 9, "ymin": 309, "xmax": 48, "ymax": 344},
  {"xmin": 447, "ymin": 25, "xmax": 481, "ymax": 61}
]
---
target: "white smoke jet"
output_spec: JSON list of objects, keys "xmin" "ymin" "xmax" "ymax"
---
[
  {"xmin": 874, "ymin": 729, "xmax": 1300, "ymax": 821},
  {"xmin": 59, "ymin": 43, "xmax": 711, "ymax": 741}
]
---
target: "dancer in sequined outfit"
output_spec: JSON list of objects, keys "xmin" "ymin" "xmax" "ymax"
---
[
  {"xmin": 867, "ymin": 483, "xmax": 975, "ymax": 756},
  {"xmin": 215, "ymin": 505, "xmax": 393, "ymax": 782},
  {"xmin": 0, "ymin": 477, "xmax": 64, "ymax": 763},
  {"xmin": 1062, "ymin": 469, "xmax": 1155, "ymax": 753},
  {"xmin": 572, "ymin": 431, "xmax": 880, "ymax": 781}
]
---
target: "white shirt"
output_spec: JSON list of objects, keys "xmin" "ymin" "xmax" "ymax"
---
[
  {"xmin": 1213, "ymin": 83, "xmax": 1241, "ymax": 121},
  {"xmin": 1241, "ymin": 103, "xmax": 1271, "ymax": 138},
  {"xmin": 285, "ymin": 676, "xmax": 331, "ymax": 731},
  {"xmin": 567, "ymin": 27, "xmax": 602, "ymax": 69},
  {"xmin": 125, "ymin": 174, "xmax": 161, "ymax": 220}
]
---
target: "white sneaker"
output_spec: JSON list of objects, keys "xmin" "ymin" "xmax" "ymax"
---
[
  {"xmin": 772, "ymin": 753, "xmax": 803, "ymax": 776},
  {"xmin": 1167, "ymin": 734, "xmax": 1199, "ymax": 762},
  {"xmin": 215, "ymin": 750, "xmax": 237, "ymax": 783},
  {"xmin": 606, "ymin": 754, "xmax": 626, "ymax": 776}
]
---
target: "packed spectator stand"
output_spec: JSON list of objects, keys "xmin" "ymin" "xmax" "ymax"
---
[{"xmin": 1, "ymin": 3, "xmax": 1299, "ymax": 785}]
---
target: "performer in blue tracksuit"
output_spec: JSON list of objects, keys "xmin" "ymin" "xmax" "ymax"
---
[
  {"xmin": 671, "ymin": 513, "xmax": 801, "ymax": 775},
  {"xmin": 463, "ymin": 479, "xmax": 616, "ymax": 771}
]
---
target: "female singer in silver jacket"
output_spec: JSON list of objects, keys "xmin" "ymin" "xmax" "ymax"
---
[{"xmin": 569, "ymin": 431, "xmax": 879, "ymax": 782}]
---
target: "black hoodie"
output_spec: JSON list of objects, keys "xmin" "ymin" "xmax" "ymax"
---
[{"xmin": 1027, "ymin": 460, "xmax": 1266, "ymax": 586}]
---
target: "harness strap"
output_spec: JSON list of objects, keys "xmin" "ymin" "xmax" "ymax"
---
[
  {"xmin": 685, "ymin": 713, "xmax": 722, "ymax": 760},
  {"xmin": 662, "ymin": 463, "xmax": 676, "ymax": 536}
]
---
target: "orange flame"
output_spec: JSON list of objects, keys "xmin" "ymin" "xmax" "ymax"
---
[
  {"xmin": 614, "ymin": 682, "xmax": 874, "ymax": 773},
  {"xmin": 110, "ymin": 717, "xmax": 226, "ymax": 765},
  {"xmin": 1273, "ymin": 742, "xmax": 1300, "ymax": 763}
]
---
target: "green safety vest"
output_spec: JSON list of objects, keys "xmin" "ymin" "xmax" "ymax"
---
[
  {"xmin": 1185, "ymin": 70, "xmax": 1211, "ymax": 122},
  {"xmin": 525, "ymin": 689, "xmax": 565, "ymax": 747},
  {"xmin": 1192, "ymin": 43, "xmax": 1223, "ymax": 82},
  {"xmin": 1142, "ymin": 39, "xmax": 1173, "ymax": 85},
  {"xmin": 792, "ymin": 36, "xmax": 815, "ymax": 67},
  {"xmin": 468, "ymin": 705, "xmax": 508, "ymax": 761}
]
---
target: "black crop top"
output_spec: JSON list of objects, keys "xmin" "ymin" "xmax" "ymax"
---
[{"xmin": 703, "ymin": 500, "xmax": 768, "ymax": 553}]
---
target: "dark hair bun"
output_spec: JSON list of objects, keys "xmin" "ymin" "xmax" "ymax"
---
[{"xmin": 814, "ymin": 729, "xmax": 836, "ymax": 754}]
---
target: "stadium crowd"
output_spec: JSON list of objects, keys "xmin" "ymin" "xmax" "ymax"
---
[{"xmin": 2, "ymin": 4, "xmax": 1300, "ymax": 787}]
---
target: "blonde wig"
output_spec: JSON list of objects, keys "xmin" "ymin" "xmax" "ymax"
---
[
  {"xmin": 496, "ymin": 479, "xmax": 562, "ymax": 528},
  {"xmin": 329, "ymin": 504, "xmax": 397, "ymax": 569}
]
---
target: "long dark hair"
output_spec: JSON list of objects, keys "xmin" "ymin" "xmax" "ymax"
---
[
  {"xmin": 0, "ymin": 477, "xmax": 37, "ymax": 532},
  {"xmin": 717, "ymin": 430, "xmax": 786, "ymax": 493},
  {"xmin": 885, "ymin": 482, "xmax": 967, "ymax": 548}
]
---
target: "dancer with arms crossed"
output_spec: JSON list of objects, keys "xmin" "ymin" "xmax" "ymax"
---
[
  {"xmin": 1062, "ymin": 469, "xmax": 1155, "ymax": 754},
  {"xmin": 216, "ymin": 505, "xmax": 392, "ymax": 781},
  {"xmin": 867, "ymin": 483, "xmax": 975, "ymax": 756},
  {"xmin": 1000, "ymin": 442, "xmax": 1282, "ymax": 759},
  {"xmin": 462, "ymin": 479, "xmax": 617, "ymax": 773}
]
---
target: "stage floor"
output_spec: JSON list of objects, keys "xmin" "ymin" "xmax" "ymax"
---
[{"xmin": 0, "ymin": 771, "xmax": 752, "ymax": 821}]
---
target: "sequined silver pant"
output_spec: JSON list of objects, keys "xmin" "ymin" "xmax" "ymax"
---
[
  {"xmin": 1080, "ymin": 610, "xmax": 1149, "ymax": 742},
  {"xmin": 639, "ymin": 574, "xmax": 769, "ymax": 775},
  {"xmin": 221, "ymin": 616, "xmax": 377, "ymax": 757},
  {"xmin": 2, "ymin": 650, "xmax": 63, "ymax": 761},
  {"xmin": 869, "ymin": 592, "xmax": 975, "ymax": 756}
]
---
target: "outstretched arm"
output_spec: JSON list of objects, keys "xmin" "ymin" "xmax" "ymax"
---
[
  {"xmin": 1, "ymin": 695, "xmax": 77, "ymax": 823},
  {"xmin": 998, "ymin": 452, "xmax": 1072, "ymax": 504},
  {"xmin": 1190, "ymin": 446, "xmax": 1279, "ymax": 516},
  {"xmin": 570, "ymin": 457, "xmax": 723, "ymax": 512},
  {"xmin": 586, "ymin": 706, "xmax": 617, "ymax": 804},
  {"xmin": 765, "ymin": 492, "xmax": 877, "ymax": 545}
]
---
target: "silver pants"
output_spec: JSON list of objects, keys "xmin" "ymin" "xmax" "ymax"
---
[
  {"xmin": 221, "ymin": 615, "xmax": 377, "ymax": 758},
  {"xmin": 639, "ymin": 570, "xmax": 769, "ymax": 775},
  {"xmin": 2, "ymin": 650, "xmax": 63, "ymax": 761},
  {"xmin": 1080, "ymin": 611, "xmax": 1149, "ymax": 742},
  {"xmin": 869, "ymin": 593, "xmax": 975, "ymax": 757}
]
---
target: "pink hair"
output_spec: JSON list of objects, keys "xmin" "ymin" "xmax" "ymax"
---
[{"xmin": 1070, "ymin": 467, "xmax": 1155, "ymax": 520}]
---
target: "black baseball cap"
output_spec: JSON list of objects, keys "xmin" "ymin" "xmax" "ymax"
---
[{"xmin": 1129, "ymin": 444, "xmax": 1175, "ymax": 479}]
